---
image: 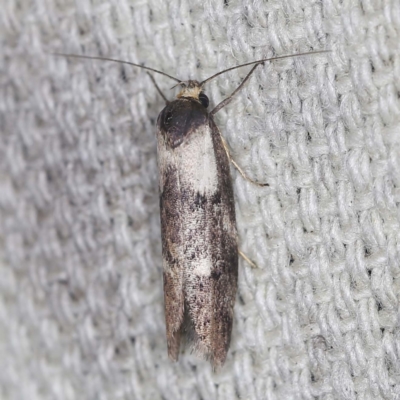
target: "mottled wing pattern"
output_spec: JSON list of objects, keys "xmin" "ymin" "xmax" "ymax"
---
[
  {"xmin": 157, "ymin": 98, "xmax": 238, "ymax": 368},
  {"xmin": 159, "ymin": 167, "xmax": 185, "ymax": 361},
  {"xmin": 183, "ymin": 118, "xmax": 238, "ymax": 368}
]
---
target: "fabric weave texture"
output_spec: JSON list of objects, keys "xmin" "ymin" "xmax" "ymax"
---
[{"xmin": 1, "ymin": 0, "xmax": 400, "ymax": 399}]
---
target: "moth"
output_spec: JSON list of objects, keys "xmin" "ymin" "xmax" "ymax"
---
[{"xmin": 53, "ymin": 50, "xmax": 328, "ymax": 369}]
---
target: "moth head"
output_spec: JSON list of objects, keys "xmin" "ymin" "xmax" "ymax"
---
[{"xmin": 176, "ymin": 80, "xmax": 209, "ymax": 108}]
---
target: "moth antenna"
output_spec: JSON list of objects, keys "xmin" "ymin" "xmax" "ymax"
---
[
  {"xmin": 50, "ymin": 52, "xmax": 182, "ymax": 83},
  {"xmin": 170, "ymin": 82, "xmax": 185, "ymax": 90},
  {"xmin": 200, "ymin": 50, "xmax": 330, "ymax": 86},
  {"xmin": 146, "ymin": 72, "xmax": 169, "ymax": 104}
]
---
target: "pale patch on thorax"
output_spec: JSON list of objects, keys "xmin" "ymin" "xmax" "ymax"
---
[
  {"xmin": 177, "ymin": 85, "xmax": 201, "ymax": 100},
  {"xmin": 177, "ymin": 80, "xmax": 202, "ymax": 100}
]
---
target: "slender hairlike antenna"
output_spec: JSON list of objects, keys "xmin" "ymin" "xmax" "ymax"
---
[
  {"xmin": 51, "ymin": 53, "xmax": 182, "ymax": 83},
  {"xmin": 200, "ymin": 50, "xmax": 330, "ymax": 86},
  {"xmin": 51, "ymin": 50, "xmax": 330, "ymax": 91}
]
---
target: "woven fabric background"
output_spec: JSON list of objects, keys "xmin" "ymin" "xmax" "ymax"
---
[{"xmin": 1, "ymin": 0, "xmax": 400, "ymax": 399}]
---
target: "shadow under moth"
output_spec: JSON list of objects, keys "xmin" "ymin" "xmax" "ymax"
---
[{"xmin": 53, "ymin": 49, "xmax": 328, "ymax": 369}]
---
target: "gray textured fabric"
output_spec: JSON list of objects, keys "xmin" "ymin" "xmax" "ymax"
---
[{"xmin": 1, "ymin": 0, "xmax": 400, "ymax": 399}]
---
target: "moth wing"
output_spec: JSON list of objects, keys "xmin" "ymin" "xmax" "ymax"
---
[
  {"xmin": 163, "ymin": 267, "xmax": 184, "ymax": 361},
  {"xmin": 157, "ymin": 100, "xmax": 238, "ymax": 368},
  {"xmin": 182, "ymin": 120, "xmax": 238, "ymax": 368},
  {"xmin": 159, "ymin": 168, "xmax": 185, "ymax": 361}
]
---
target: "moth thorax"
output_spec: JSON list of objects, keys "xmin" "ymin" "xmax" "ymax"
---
[{"xmin": 177, "ymin": 80, "xmax": 202, "ymax": 100}]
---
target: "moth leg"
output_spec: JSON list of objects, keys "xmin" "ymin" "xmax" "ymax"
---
[
  {"xmin": 211, "ymin": 63, "xmax": 261, "ymax": 116},
  {"xmin": 219, "ymin": 134, "xmax": 269, "ymax": 187},
  {"xmin": 239, "ymin": 249, "xmax": 258, "ymax": 268},
  {"xmin": 147, "ymin": 72, "xmax": 169, "ymax": 104}
]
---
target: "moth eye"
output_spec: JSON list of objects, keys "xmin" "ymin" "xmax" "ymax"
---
[{"xmin": 199, "ymin": 92, "xmax": 209, "ymax": 108}]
